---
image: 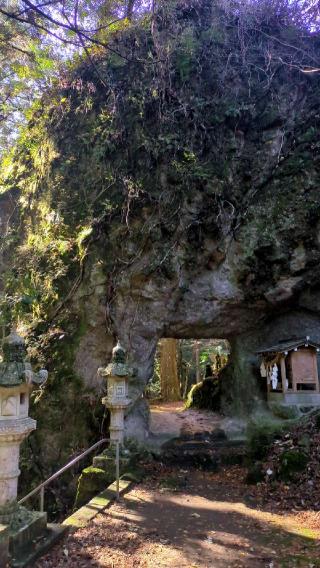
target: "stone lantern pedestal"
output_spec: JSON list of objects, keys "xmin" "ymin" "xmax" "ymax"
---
[
  {"xmin": 0, "ymin": 329, "xmax": 65, "ymax": 566},
  {"xmin": 0, "ymin": 331, "xmax": 48, "ymax": 524},
  {"xmin": 98, "ymin": 343, "xmax": 133, "ymax": 499},
  {"xmin": 0, "ymin": 417, "xmax": 36, "ymax": 523},
  {"xmin": 99, "ymin": 342, "xmax": 133, "ymax": 445}
]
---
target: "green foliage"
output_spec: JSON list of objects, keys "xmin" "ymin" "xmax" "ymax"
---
[
  {"xmin": 175, "ymin": 26, "xmax": 197, "ymax": 82},
  {"xmin": 270, "ymin": 404, "xmax": 300, "ymax": 420},
  {"xmin": 0, "ymin": 22, "xmax": 59, "ymax": 155},
  {"xmin": 315, "ymin": 414, "xmax": 320, "ymax": 430},
  {"xmin": 0, "ymin": 0, "xmax": 320, "ymax": 511},
  {"xmin": 145, "ymin": 355, "xmax": 161, "ymax": 399},
  {"xmin": 278, "ymin": 450, "xmax": 309, "ymax": 481},
  {"xmin": 246, "ymin": 420, "xmax": 286, "ymax": 461}
]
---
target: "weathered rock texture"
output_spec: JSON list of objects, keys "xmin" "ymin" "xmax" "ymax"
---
[
  {"xmin": 1, "ymin": 0, "xmax": 320, "ymax": 456},
  {"xmin": 0, "ymin": 191, "xmax": 18, "ymax": 298}
]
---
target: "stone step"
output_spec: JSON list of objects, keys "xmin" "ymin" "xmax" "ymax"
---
[
  {"xmin": 164, "ymin": 439, "xmax": 244, "ymax": 451},
  {"xmin": 159, "ymin": 433, "xmax": 246, "ymax": 470}
]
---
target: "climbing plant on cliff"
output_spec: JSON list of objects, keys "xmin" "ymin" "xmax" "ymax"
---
[
  {"xmin": 0, "ymin": 0, "xmax": 320, "ymax": 498},
  {"xmin": 1, "ymin": 0, "xmax": 320, "ymax": 333}
]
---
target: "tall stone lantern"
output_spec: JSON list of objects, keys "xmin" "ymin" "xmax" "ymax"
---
[
  {"xmin": 0, "ymin": 329, "xmax": 48, "ymax": 523},
  {"xmin": 99, "ymin": 342, "xmax": 133, "ymax": 444}
]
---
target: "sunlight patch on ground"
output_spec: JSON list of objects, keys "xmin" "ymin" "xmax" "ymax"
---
[{"xmin": 166, "ymin": 494, "xmax": 320, "ymax": 540}]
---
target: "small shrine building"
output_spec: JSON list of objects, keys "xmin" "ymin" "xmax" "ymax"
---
[{"xmin": 257, "ymin": 336, "xmax": 320, "ymax": 408}]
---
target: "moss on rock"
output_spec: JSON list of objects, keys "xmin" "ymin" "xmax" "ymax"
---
[
  {"xmin": 75, "ymin": 466, "xmax": 114, "ymax": 509},
  {"xmin": 246, "ymin": 420, "xmax": 285, "ymax": 461},
  {"xmin": 1, "ymin": 0, "xmax": 320, "ymax": 502},
  {"xmin": 278, "ymin": 450, "xmax": 309, "ymax": 481},
  {"xmin": 269, "ymin": 404, "xmax": 300, "ymax": 421},
  {"xmin": 185, "ymin": 378, "xmax": 221, "ymax": 411}
]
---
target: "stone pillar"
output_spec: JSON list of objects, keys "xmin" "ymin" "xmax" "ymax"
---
[
  {"xmin": 0, "ymin": 330, "xmax": 47, "ymax": 523},
  {"xmin": 98, "ymin": 342, "xmax": 133, "ymax": 444},
  {"xmin": 0, "ymin": 419, "xmax": 36, "ymax": 522},
  {"xmin": 0, "ymin": 524, "xmax": 9, "ymax": 566}
]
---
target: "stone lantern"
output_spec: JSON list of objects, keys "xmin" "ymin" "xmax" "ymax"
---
[
  {"xmin": 0, "ymin": 329, "xmax": 48, "ymax": 523},
  {"xmin": 99, "ymin": 342, "xmax": 133, "ymax": 444}
]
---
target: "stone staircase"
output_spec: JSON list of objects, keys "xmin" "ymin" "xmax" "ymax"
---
[{"xmin": 159, "ymin": 429, "xmax": 246, "ymax": 471}]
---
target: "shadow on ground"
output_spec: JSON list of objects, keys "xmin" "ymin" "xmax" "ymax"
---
[{"xmin": 35, "ymin": 467, "xmax": 320, "ymax": 568}]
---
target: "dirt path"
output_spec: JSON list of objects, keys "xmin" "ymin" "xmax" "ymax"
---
[
  {"xmin": 36, "ymin": 465, "xmax": 320, "ymax": 568},
  {"xmin": 149, "ymin": 402, "xmax": 225, "ymax": 439}
]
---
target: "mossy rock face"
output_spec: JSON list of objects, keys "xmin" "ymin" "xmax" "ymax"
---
[
  {"xmin": 185, "ymin": 378, "xmax": 220, "ymax": 410},
  {"xmin": 93, "ymin": 439, "xmax": 151, "ymax": 472},
  {"xmin": 246, "ymin": 421, "xmax": 284, "ymax": 461},
  {"xmin": 75, "ymin": 442, "xmax": 150, "ymax": 509},
  {"xmin": 93, "ymin": 454, "xmax": 130, "ymax": 473},
  {"xmin": 2, "ymin": 0, "xmax": 320, "ymax": 478},
  {"xmin": 158, "ymin": 475, "xmax": 187, "ymax": 491},
  {"xmin": 297, "ymin": 434, "xmax": 311, "ymax": 452},
  {"xmin": 315, "ymin": 414, "xmax": 320, "ymax": 430},
  {"xmin": 75, "ymin": 466, "xmax": 114, "ymax": 508},
  {"xmin": 123, "ymin": 438, "xmax": 153, "ymax": 462},
  {"xmin": 278, "ymin": 450, "xmax": 308, "ymax": 481},
  {"xmin": 121, "ymin": 467, "xmax": 145, "ymax": 483},
  {"xmin": 269, "ymin": 404, "xmax": 300, "ymax": 420}
]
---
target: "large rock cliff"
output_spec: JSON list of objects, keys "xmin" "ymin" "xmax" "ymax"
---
[{"xmin": 1, "ymin": 0, "xmax": 320, "ymax": 457}]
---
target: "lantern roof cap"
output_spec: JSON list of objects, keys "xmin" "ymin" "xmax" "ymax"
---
[
  {"xmin": 0, "ymin": 328, "xmax": 48, "ymax": 388},
  {"xmin": 100, "ymin": 342, "xmax": 134, "ymax": 378},
  {"xmin": 98, "ymin": 341, "xmax": 134, "ymax": 379},
  {"xmin": 0, "ymin": 328, "xmax": 27, "ymax": 387},
  {"xmin": 3, "ymin": 329, "xmax": 25, "ymax": 347},
  {"xmin": 112, "ymin": 342, "xmax": 126, "ymax": 364}
]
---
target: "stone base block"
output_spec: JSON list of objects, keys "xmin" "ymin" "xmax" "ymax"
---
[
  {"xmin": 10, "ymin": 524, "xmax": 67, "ymax": 568},
  {"xmin": 9, "ymin": 508, "xmax": 47, "ymax": 554},
  {"xmin": 268, "ymin": 392, "xmax": 320, "ymax": 406},
  {"xmin": 3, "ymin": 506, "xmax": 68, "ymax": 567},
  {"xmin": 0, "ymin": 523, "xmax": 9, "ymax": 566}
]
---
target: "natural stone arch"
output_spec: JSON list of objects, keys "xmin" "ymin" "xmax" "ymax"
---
[
  {"xmin": 1, "ymin": 0, "xmax": 320, "ymax": 468},
  {"xmin": 71, "ymin": 239, "xmax": 320, "ymax": 440}
]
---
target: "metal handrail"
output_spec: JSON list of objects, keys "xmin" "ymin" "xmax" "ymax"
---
[{"xmin": 19, "ymin": 438, "xmax": 110, "ymax": 512}]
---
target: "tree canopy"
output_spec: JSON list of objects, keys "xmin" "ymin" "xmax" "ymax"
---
[
  {"xmin": 0, "ymin": 0, "xmax": 152, "ymax": 153},
  {"xmin": 0, "ymin": 0, "xmax": 319, "ymax": 156}
]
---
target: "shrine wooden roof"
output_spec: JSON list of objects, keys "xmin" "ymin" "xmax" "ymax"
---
[{"xmin": 257, "ymin": 337, "xmax": 320, "ymax": 354}]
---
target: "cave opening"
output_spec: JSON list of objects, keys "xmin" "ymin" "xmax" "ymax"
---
[{"xmin": 144, "ymin": 338, "xmax": 231, "ymax": 439}]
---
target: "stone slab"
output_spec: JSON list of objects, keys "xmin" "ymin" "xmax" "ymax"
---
[
  {"xmin": 269, "ymin": 392, "xmax": 320, "ymax": 406},
  {"xmin": 9, "ymin": 511, "xmax": 47, "ymax": 553},
  {"xmin": 10, "ymin": 523, "xmax": 68, "ymax": 568},
  {"xmin": 63, "ymin": 478, "xmax": 132, "ymax": 529},
  {"xmin": 0, "ymin": 523, "xmax": 9, "ymax": 567},
  {"xmin": 93, "ymin": 454, "xmax": 130, "ymax": 472}
]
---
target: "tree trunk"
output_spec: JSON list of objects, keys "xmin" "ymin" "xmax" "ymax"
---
[
  {"xmin": 126, "ymin": 0, "xmax": 135, "ymax": 20},
  {"xmin": 194, "ymin": 340, "xmax": 201, "ymax": 383},
  {"xmin": 160, "ymin": 338, "xmax": 181, "ymax": 401}
]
